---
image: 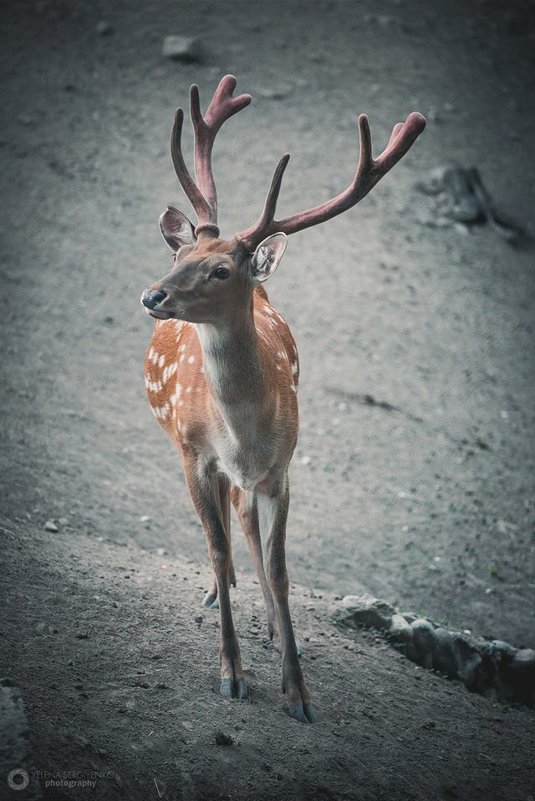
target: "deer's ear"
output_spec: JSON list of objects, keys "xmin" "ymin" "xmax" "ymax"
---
[
  {"xmin": 250, "ymin": 233, "xmax": 287, "ymax": 283},
  {"xmin": 159, "ymin": 206, "xmax": 196, "ymax": 251}
]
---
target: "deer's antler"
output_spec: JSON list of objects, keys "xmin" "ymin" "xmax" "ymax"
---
[
  {"xmin": 236, "ymin": 111, "xmax": 426, "ymax": 251},
  {"xmin": 171, "ymin": 74, "xmax": 252, "ymax": 237}
]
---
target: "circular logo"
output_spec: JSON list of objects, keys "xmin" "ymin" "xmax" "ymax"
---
[{"xmin": 7, "ymin": 769, "xmax": 30, "ymax": 791}]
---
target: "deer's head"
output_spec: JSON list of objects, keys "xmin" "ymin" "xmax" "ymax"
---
[{"xmin": 142, "ymin": 75, "xmax": 425, "ymax": 324}]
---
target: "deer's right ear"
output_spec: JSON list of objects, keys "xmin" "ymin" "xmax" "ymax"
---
[{"xmin": 159, "ymin": 206, "xmax": 196, "ymax": 251}]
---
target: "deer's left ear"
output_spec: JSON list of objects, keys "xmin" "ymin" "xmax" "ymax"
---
[
  {"xmin": 159, "ymin": 206, "xmax": 196, "ymax": 251},
  {"xmin": 250, "ymin": 233, "xmax": 287, "ymax": 283}
]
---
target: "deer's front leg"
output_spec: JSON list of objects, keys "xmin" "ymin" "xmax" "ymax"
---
[
  {"xmin": 202, "ymin": 474, "xmax": 237, "ymax": 610},
  {"xmin": 258, "ymin": 474, "xmax": 315, "ymax": 723},
  {"xmin": 183, "ymin": 454, "xmax": 247, "ymax": 700}
]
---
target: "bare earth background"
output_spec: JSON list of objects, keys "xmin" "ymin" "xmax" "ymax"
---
[{"xmin": 1, "ymin": 0, "xmax": 534, "ymax": 799}]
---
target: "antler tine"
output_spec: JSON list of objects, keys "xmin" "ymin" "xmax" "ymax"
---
[
  {"xmin": 238, "ymin": 154, "xmax": 291, "ymax": 247},
  {"xmin": 189, "ymin": 75, "xmax": 252, "ymax": 225},
  {"xmin": 168, "ymin": 75, "xmax": 251, "ymax": 235},
  {"xmin": 236, "ymin": 110, "xmax": 426, "ymax": 251},
  {"xmin": 170, "ymin": 107, "xmax": 212, "ymax": 224},
  {"xmin": 373, "ymin": 111, "xmax": 426, "ymax": 174}
]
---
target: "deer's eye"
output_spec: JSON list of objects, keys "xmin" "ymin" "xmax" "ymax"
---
[{"xmin": 213, "ymin": 265, "xmax": 230, "ymax": 280}]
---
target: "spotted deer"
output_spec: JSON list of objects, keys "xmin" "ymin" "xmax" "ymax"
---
[{"xmin": 141, "ymin": 75, "xmax": 425, "ymax": 723}]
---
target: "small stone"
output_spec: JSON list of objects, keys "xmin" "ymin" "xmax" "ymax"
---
[
  {"xmin": 300, "ymin": 455, "xmax": 312, "ymax": 466},
  {"xmin": 511, "ymin": 648, "xmax": 535, "ymax": 675},
  {"xmin": 338, "ymin": 594, "xmax": 394, "ymax": 631},
  {"xmin": 44, "ymin": 520, "xmax": 59, "ymax": 532},
  {"xmin": 58, "ymin": 517, "xmax": 68, "ymax": 525},
  {"xmin": 162, "ymin": 35, "xmax": 202, "ymax": 62},
  {"xmin": 488, "ymin": 640, "xmax": 517, "ymax": 662},
  {"xmin": 194, "ymin": 615, "xmax": 203, "ymax": 624},
  {"xmin": 461, "ymin": 652, "xmax": 483, "ymax": 691},
  {"xmin": 215, "ymin": 731, "xmax": 234, "ymax": 746},
  {"xmin": 388, "ymin": 613, "xmax": 413, "ymax": 644},
  {"xmin": 156, "ymin": 547, "xmax": 166, "ymax": 556},
  {"xmin": 139, "ymin": 515, "xmax": 151, "ymax": 523},
  {"xmin": 450, "ymin": 631, "xmax": 476, "ymax": 671},
  {"xmin": 432, "ymin": 628, "xmax": 458, "ymax": 676},
  {"xmin": 410, "ymin": 619, "xmax": 436, "ymax": 667},
  {"xmin": 257, "ymin": 85, "xmax": 292, "ymax": 100},
  {"xmin": 96, "ymin": 20, "xmax": 113, "ymax": 36}
]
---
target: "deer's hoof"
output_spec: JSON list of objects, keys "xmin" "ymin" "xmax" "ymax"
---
[
  {"xmin": 202, "ymin": 591, "xmax": 219, "ymax": 609},
  {"xmin": 220, "ymin": 676, "xmax": 248, "ymax": 700},
  {"xmin": 288, "ymin": 702, "xmax": 316, "ymax": 724}
]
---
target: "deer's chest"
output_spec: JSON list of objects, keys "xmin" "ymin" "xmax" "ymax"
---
[{"xmin": 209, "ymin": 409, "xmax": 278, "ymax": 491}]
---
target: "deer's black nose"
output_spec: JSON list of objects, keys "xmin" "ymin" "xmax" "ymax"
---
[{"xmin": 142, "ymin": 289, "xmax": 168, "ymax": 309}]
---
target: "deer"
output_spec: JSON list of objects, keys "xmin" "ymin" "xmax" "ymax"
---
[{"xmin": 141, "ymin": 75, "xmax": 425, "ymax": 723}]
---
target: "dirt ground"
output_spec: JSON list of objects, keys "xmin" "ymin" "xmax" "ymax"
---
[{"xmin": 1, "ymin": 0, "xmax": 534, "ymax": 799}]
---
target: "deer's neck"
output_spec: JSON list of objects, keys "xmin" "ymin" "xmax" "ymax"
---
[{"xmin": 195, "ymin": 308, "xmax": 266, "ymax": 432}]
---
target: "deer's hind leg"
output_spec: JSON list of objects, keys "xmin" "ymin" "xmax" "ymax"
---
[
  {"xmin": 184, "ymin": 455, "xmax": 246, "ymax": 699},
  {"xmin": 231, "ymin": 486, "xmax": 278, "ymax": 642},
  {"xmin": 259, "ymin": 472, "xmax": 314, "ymax": 723},
  {"xmin": 202, "ymin": 473, "xmax": 237, "ymax": 609}
]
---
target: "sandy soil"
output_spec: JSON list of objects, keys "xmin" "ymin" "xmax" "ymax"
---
[{"xmin": 1, "ymin": 0, "xmax": 534, "ymax": 799}]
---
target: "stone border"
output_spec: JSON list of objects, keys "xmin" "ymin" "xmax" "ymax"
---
[{"xmin": 331, "ymin": 594, "xmax": 535, "ymax": 707}]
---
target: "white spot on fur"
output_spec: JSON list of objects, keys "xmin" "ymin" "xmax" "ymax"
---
[
  {"xmin": 291, "ymin": 361, "xmax": 298, "ymax": 375},
  {"xmin": 158, "ymin": 354, "xmax": 165, "ymax": 368},
  {"xmin": 179, "ymin": 344, "xmax": 186, "ymax": 353},
  {"xmin": 162, "ymin": 362, "xmax": 178, "ymax": 384},
  {"xmin": 187, "ymin": 355, "xmax": 195, "ymax": 364}
]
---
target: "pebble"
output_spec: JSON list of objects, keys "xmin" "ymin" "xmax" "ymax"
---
[
  {"xmin": 215, "ymin": 732, "xmax": 234, "ymax": 746},
  {"xmin": 257, "ymin": 85, "xmax": 292, "ymax": 100},
  {"xmin": 461, "ymin": 652, "xmax": 482, "ymax": 690},
  {"xmin": 44, "ymin": 520, "xmax": 59, "ymax": 532},
  {"xmin": 512, "ymin": 648, "xmax": 535, "ymax": 674},
  {"xmin": 432, "ymin": 627, "xmax": 458, "ymax": 676},
  {"xmin": 96, "ymin": 20, "xmax": 113, "ymax": 36},
  {"xmin": 162, "ymin": 36, "xmax": 202, "ymax": 62},
  {"xmin": 409, "ymin": 619, "xmax": 436, "ymax": 667},
  {"xmin": 340, "ymin": 594, "xmax": 394, "ymax": 631},
  {"xmin": 388, "ymin": 613, "xmax": 413, "ymax": 644}
]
